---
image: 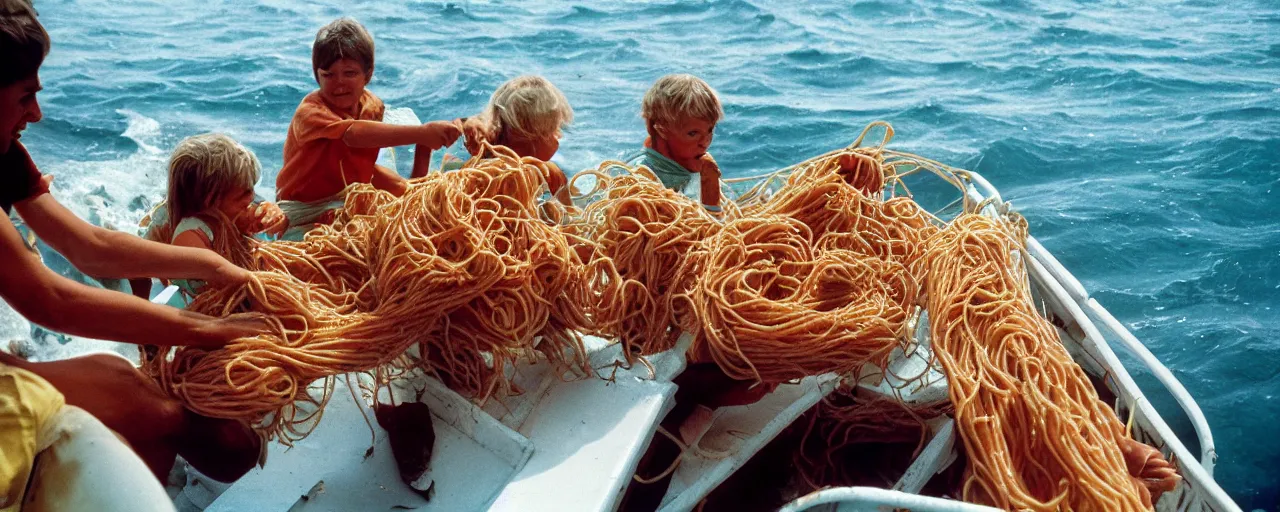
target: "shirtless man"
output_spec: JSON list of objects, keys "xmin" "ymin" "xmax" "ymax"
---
[{"xmin": 1, "ymin": 0, "xmax": 266, "ymax": 483}]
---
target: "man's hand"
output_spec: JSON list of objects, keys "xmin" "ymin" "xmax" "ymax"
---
[
  {"xmin": 203, "ymin": 259, "xmax": 253, "ymax": 288},
  {"xmin": 191, "ymin": 312, "xmax": 272, "ymax": 347},
  {"xmin": 419, "ymin": 120, "xmax": 462, "ymax": 150}
]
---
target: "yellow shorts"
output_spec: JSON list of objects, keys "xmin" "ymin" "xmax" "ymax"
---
[{"xmin": 0, "ymin": 364, "xmax": 65, "ymax": 511}]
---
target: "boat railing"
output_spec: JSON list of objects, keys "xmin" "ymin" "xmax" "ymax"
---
[
  {"xmin": 779, "ymin": 487, "xmax": 1001, "ymax": 512},
  {"xmin": 959, "ymin": 170, "xmax": 1218, "ymax": 476}
]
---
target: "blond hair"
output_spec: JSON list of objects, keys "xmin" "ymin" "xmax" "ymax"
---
[
  {"xmin": 641, "ymin": 74, "xmax": 723, "ymax": 131},
  {"xmin": 312, "ymin": 17, "xmax": 375, "ymax": 83},
  {"xmin": 483, "ymin": 75, "xmax": 573, "ymax": 142},
  {"xmin": 150, "ymin": 134, "xmax": 260, "ymax": 242}
]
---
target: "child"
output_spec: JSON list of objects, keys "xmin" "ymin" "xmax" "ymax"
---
[
  {"xmin": 140, "ymin": 133, "xmax": 286, "ymax": 304},
  {"xmin": 275, "ymin": 17, "xmax": 461, "ymax": 227},
  {"xmin": 458, "ymin": 75, "xmax": 574, "ymax": 205},
  {"xmin": 629, "ymin": 74, "xmax": 724, "ymax": 215}
]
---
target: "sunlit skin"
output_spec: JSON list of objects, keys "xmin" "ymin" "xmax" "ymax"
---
[
  {"xmin": 458, "ymin": 118, "xmax": 570, "ymax": 204},
  {"xmin": 502, "ymin": 130, "xmax": 560, "ymax": 162},
  {"xmin": 651, "ymin": 116, "xmax": 715, "ymax": 172},
  {"xmin": 171, "ymin": 187, "xmax": 288, "ymax": 252},
  {"xmin": 460, "ymin": 117, "xmax": 561, "ymax": 162},
  {"xmin": 223, "ymin": 188, "xmax": 288, "ymax": 237},
  {"xmin": 316, "ymin": 58, "xmax": 371, "ymax": 116},
  {"xmin": 0, "ymin": 74, "xmax": 43, "ymax": 154}
]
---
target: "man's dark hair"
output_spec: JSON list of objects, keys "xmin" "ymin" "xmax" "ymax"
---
[{"xmin": 0, "ymin": 0, "xmax": 50, "ymax": 87}]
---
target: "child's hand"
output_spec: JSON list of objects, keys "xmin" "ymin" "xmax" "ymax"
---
[
  {"xmin": 256, "ymin": 202, "xmax": 289, "ymax": 237},
  {"xmin": 698, "ymin": 154, "xmax": 721, "ymax": 178},
  {"xmin": 235, "ymin": 202, "xmax": 289, "ymax": 237},
  {"xmin": 420, "ymin": 120, "xmax": 462, "ymax": 151},
  {"xmin": 460, "ymin": 117, "xmax": 489, "ymax": 155}
]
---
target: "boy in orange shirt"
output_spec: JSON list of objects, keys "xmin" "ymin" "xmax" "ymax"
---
[{"xmin": 275, "ymin": 17, "xmax": 460, "ymax": 228}]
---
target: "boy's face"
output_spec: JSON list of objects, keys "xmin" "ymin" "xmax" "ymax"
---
[
  {"xmin": 659, "ymin": 116, "xmax": 715, "ymax": 163},
  {"xmin": 316, "ymin": 58, "xmax": 371, "ymax": 113},
  {"xmin": 0, "ymin": 74, "xmax": 44, "ymax": 154}
]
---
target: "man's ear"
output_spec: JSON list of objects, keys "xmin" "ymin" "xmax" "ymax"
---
[{"xmin": 364, "ymin": 68, "xmax": 374, "ymax": 86}]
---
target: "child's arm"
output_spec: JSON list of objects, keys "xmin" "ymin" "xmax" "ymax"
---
[
  {"xmin": 0, "ymin": 215, "xmax": 266, "ymax": 347},
  {"xmin": 342, "ymin": 120, "xmax": 461, "ymax": 151},
  {"xmin": 371, "ymin": 164, "xmax": 409, "ymax": 196},
  {"xmin": 172, "ymin": 228, "xmax": 213, "ymax": 251},
  {"xmin": 546, "ymin": 162, "xmax": 573, "ymax": 206},
  {"xmin": 410, "ymin": 143, "xmax": 433, "ymax": 179},
  {"xmin": 14, "ymin": 194, "xmax": 251, "ymax": 286},
  {"xmin": 698, "ymin": 154, "xmax": 723, "ymax": 214}
]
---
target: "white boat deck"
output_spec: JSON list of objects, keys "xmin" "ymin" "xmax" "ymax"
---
[{"xmin": 205, "ymin": 336, "xmax": 677, "ymax": 512}]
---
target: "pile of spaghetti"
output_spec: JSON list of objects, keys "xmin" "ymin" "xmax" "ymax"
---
[
  {"xmin": 145, "ymin": 146, "xmax": 595, "ymax": 439},
  {"xmin": 670, "ymin": 137, "xmax": 940, "ymax": 384},
  {"xmin": 141, "ymin": 121, "xmax": 1181, "ymax": 509},
  {"xmin": 565, "ymin": 166, "xmax": 721, "ymax": 359},
  {"xmin": 925, "ymin": 213, "xmax": 1178, "ymax": 510}
]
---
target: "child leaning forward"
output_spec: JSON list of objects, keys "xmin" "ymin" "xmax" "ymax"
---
[
  {"xmin": 139, "ymin": 133, "xmax": 284, "ymax": 305},
  {"xmin": 458, "ymin": 75, "xmax": 575, "ymax": 206},
  {"xmin": 274, "ymin": 17, "xmax": 461, "ymax": 232}
]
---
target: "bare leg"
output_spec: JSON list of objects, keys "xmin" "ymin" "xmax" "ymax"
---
[{"xmin": 0, "ymin": 352, "xmax": 259, "ymax": 482}]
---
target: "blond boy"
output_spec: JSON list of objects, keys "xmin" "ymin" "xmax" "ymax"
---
[{"xmin": 630, "ymin": 74, "xmax": 724, "ymax": 213}]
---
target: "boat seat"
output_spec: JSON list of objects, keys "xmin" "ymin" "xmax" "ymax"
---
[
  {"xmin": 206, "ymin": 376, "xmax": 533, "ymax": 511},
  {"xmin": 658, "ymin": 373, "xmax": 841, "ymax": 512},
  {"xmin": 488, "ymin": 370, "xmax": 676, "ymax": 511}
]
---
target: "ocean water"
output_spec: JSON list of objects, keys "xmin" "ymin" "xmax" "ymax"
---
[{"xmin": 7, "ymin": 0, "xmax": 1277, "ymax": 508}]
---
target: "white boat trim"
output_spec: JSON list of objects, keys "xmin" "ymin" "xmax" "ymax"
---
[
  {"xmin": 780, "ymin": 486, "xmax": 1001, "ymax": 512},
  {"xmin": 1025, "ymin": 237, "xmax": 1217, "ymax": 475},
  {"xmin": 781, "ymin": 167, "xmax": 1239, "ymax": 512}
]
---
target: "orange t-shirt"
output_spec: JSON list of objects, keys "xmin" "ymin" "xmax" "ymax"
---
[
  {"xmin": 0, "ymin": 142, "xmax": 50, "ymax": 215},
  {"xmin": 275, "ymin": 90, "xmax": 386, "ymax": 202}
]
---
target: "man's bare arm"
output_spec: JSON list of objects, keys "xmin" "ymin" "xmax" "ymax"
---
[
  {"xmin": 0, "ymin": 215, "xmax": 262, "ymax": 347},
  {"xmin": 14, "ymin": 193, "xmax": 249, "ymax": 286}
]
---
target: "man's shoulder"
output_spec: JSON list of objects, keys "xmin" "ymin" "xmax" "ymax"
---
[{"xmin": 0, "ymin": 142, "xmax": 43, "ymax": 200}]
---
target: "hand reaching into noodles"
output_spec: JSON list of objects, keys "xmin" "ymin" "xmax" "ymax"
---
[
  {"xmin": 236, "ymin": 202, "xmax": 289, "ymax": 237},
  {"xmin": 182, "ymin": 312, "xmax": 271, "ymax": 347},
  {"xmin": 1118, "ymin": 436, "xmax": 1181, "ymax": 506},
  {"xmin": 460, "ymin": 116, "xmax": 490, "ymax": 155}
]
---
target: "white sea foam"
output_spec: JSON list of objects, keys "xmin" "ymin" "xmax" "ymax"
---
[{"xmin": 4, "ymin": 111, "xmax": 169, "ymax": 362}]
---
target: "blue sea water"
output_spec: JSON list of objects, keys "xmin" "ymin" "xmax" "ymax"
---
[{"xmin": 5, "ymin": 0, "xmax": 1277, "ymax": 508}]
